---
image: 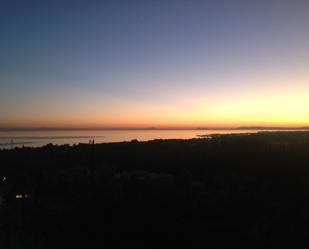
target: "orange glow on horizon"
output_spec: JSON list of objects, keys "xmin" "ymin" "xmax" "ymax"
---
[{"xmin": 1, "ymin": 78, "xmax": 309, "ymax": 129}]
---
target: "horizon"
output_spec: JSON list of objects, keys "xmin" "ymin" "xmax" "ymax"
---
[
  {"xmin": 1, "ymin": 125, "xmax": 309, "ymax": 131},
  {"xmin": 1, "ymin": 1, "xmax": 309, "ymax": 128}
]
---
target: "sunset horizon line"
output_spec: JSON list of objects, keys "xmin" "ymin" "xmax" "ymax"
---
[{"xmin": 1, "ymin": 125, "xmax": 309, "ymax": 131}]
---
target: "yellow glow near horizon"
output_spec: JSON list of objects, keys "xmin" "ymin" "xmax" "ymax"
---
[
  {"xmin": 2, "ymin": 1, "xmax": 309, "ymax": 130},
  {"xmin": 1, "ymin": 78, "xmax": 309, "ymax": 129}
]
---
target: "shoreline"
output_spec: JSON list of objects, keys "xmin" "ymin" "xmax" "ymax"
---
[{"xmin": 2, "ymin": 130, "xmax": 309, "ymax": 150}]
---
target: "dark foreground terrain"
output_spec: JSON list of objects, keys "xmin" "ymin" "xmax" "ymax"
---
[{"xmin": 1, "ymin": 131, "xmax": 309, "ymax": 248}]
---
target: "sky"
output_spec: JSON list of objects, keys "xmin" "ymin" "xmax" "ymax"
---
[{"xmin": 1, "ymin": 0, "xmax": 309, "ymax": 129}]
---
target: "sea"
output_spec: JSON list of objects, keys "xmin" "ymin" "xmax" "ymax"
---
[{"xmin": 0, "ymin": 129, "xmax": 306, "ymax": 149}]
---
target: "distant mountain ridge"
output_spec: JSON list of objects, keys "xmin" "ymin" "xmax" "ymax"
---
[
  {"xmin": 0, "ymin": 126, "xmax": 308, "ymax": 131},
  {"xmin": 235, "ymin": 126, "xmax": 309, "ymax": 130}
]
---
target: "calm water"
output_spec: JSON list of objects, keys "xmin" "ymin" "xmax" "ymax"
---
[{"xmin": 0, "ymin": 129, "xmax": 302, "ymax": 149}]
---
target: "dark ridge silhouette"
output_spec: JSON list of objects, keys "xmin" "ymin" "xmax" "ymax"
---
[
  {"xmin": 1, "ymin": 131, "xmax": 309, "ymax": 248},
  {"xmin": 1, "ymin": 126, "xmax": 309, "ymax": 131},
  {"xmin": 235, "ymin": 126, "xmax": 309, "ymax": 130}
]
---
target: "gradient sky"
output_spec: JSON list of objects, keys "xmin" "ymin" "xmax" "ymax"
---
[{"xmin": 1, "ymin": 0, "xmax": 309, "ymax": 128}]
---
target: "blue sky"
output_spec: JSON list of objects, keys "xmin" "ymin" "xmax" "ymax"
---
[{"xmin": 1, "ymin": 1, "xmax": 309, "ymax": 128}]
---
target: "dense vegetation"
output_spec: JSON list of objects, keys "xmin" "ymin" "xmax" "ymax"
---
[{"xmin": 1, "ymin": 131, "xmax": 309, "ymax": 248}]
